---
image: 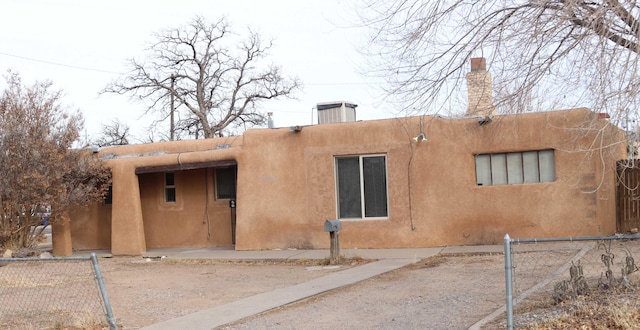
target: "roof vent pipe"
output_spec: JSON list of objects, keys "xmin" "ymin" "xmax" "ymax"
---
[{"xmin": 267, "ymin": 112, "xmax": 274, "ymax": 128}]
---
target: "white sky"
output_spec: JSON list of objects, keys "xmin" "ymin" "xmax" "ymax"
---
[{"xmin": 0, "ymin": 0, "xmax": 394, "ymax": 143}]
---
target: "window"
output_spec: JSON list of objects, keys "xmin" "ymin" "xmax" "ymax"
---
[
  {"xmin": 335, "ymin": 155, "xmax": 388, "ymax": 219},
  {"xmin": 164, "ymin": 172, "xmax": 176, "ymax": 203},
  {"xmin": 215, "ymin": 167, "xmax": 237, "ymax": 200},
  {"xmin": 475, "ymin": 150, "xmax": 555, "ymax": 186},
  {"xmin": 104, "ymin": 185, "xmax": 113, "ymax": 205}
]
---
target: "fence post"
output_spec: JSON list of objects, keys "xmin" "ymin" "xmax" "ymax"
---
[
  {"xmin": 504, "ymin": 234, "xmax": 514, "ymax": 330},
  {"xmin": 90, "ymin": 253, "xmax": 117, "ymax": 330}
]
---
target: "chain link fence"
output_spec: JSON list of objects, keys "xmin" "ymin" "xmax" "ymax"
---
[
  {"xmin": 501, "ymin": 234, "xmax": 640, "ymax": 329},
  {"xmin": 0, "ymin": 253, "xmax": 116, "ymax": 329}
]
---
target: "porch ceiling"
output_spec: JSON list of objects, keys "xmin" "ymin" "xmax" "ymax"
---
[{"xmin": 135, "ymin": 160, "xmax": 237, "ymax": 174}]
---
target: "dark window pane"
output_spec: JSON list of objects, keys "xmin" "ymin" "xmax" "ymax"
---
[
  {"xmin": 165, "ymin": 172, "xmax": 175, "ymax": 186},
  {"xmin": 216, "ymin": 167, "xmax": 237, "ymax": 199},
  {"xmin": 165, "ymin": 188, "xmax": 176, "ymax": 203},
  {"xmin": 104, "ymin": 185, "xmax": 113, "ymax": 205},
  {"xmin": 165, "ymin": 172, "xmax": 176, "ymax": 203},
  {"xmin": 337, "ymin": 157, "xmax": 362, "ymax": 218},
  {"xmin": 363, "ymin": 156, "xmax": 388, "ymax": 217}
]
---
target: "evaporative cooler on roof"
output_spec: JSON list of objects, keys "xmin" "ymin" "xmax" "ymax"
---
[{"xmin": 316, "ymin": 101, "xmax": 357, "ymax": 124}]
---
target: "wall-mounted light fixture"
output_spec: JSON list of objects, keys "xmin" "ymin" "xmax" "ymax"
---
[
  {"xmin": 290, "ymin": 125, "xmax": 303, "ymax": 133},
  {"xmin": 413, "ymin": 133, "xmax": 427, "ymax": 142},
  {"xmin": 478, "ymin": 115, "xmax": 493, "ymax": 126}
]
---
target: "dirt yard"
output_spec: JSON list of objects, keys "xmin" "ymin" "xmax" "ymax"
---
[
  {"xmin": 98, "ymin": 253, "xmax": 507, "ymax": 329},
  {"xmin": 6, "ymin": 240, "xmax": 640, "ymax": 329},
  {"xmin": 100, "ymin": 258, "xmax": 367, "ymax": 328},
  {"xmin": 0, "ymin": 252, "xmax": 510, "ymax": 329}
]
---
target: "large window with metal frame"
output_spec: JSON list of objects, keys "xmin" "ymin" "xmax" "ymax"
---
[
  {"xmin": 335, "ymin": 154, "xmax": 388, "ymax": 219},
  {"xmin": 475, "ymin": 150, "xmax": 555, "ymax": 186}
]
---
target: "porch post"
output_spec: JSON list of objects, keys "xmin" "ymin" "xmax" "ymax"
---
[{"xmin": 110, "ymin": 162, "xmax": 146, "ymax": 256}]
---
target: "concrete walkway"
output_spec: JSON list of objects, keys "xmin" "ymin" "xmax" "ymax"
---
[
  {"xmin": 135, "ymin": 245, "xmax": 504, "ymax": 330},
  {"xmin": 141, "ymin": 258, "xmax": 419, "ymax": 330}
]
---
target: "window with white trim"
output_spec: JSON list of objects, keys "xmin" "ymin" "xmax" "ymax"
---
[
  {"xmin": 335, "ymin": 155, "xmax": 388, "ymax": 219},
  {"xmin": 475, "ymin": 150, "xmax": 555, "ymax": 186},
  {"xmin": 164, "ymin": 172, "xmax": 176, "ymax": 203}
]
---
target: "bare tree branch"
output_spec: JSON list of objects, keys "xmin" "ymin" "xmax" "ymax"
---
[
  {"xmin": 357, "ymin": 0, "xmax": 640, "ymax": 129},
  {"xmin": 92, "ymin": 119, "xmax": 130, "ymax": 147},
  {"xmin": 103, "ymin": 16, "xmax": 301, "ymax": 139}
]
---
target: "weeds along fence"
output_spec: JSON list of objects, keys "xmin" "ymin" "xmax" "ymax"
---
[
  {"xmin": 0, "ymin": 253, "xmax": 116, "ymax": 330},
  {"xmin": 503, "ymin": 234, "xmax": 640, "ymax": 329}
]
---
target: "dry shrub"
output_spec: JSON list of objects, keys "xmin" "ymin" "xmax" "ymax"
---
[
  {"xmin": 65, "ymin": 311, "xmax": 104, "ymax": 330},
  {"xmin": 420, "ymin": 255, "xmax": 447, "ymax": 269},
  {"xmin": 522, "ymin": 295, "xmax": 640, "ymax": 329},
  {"xmin": 0, "ymin": 72, "xmax": 110, "ymax": 250},
  {"xmin": 3, "ymin": 320, "xmax": 38, "ymax": 330},
  {"xmin": 3, "ymin": 311, "xmax": 104, "ymax": 330}
]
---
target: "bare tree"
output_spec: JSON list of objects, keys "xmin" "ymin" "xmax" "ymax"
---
[
  {"xmin": 356, "ymin": 1, "xmax": 640, "ymax": 127},
  {"xmin": 93, "ymin": 119, "xmax": 130, "ymax": 147},
  {"xmin": 104, "ymin": 16, "xmax": 301, "ymax": 139},
  {"xmin": 0, "ymin": 72, "xmax": 110, "ymax": 250}
]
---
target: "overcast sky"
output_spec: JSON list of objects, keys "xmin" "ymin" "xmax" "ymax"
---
[{"xmin": 0, "ymin": 0, "xmax": 394, "ymax": 143}]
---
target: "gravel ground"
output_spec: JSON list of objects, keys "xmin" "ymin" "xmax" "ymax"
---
[
  {"xmin": 100, "ymin": 253, "xmax": 510, "ymax": 329},
  {"xmin": 221, "ymin": 254, "xmax": 507, "ymax": 330},
  {"xmin": 100, "ymin": 258, "xmax": 365, "ymax": 329},
  {"xmin": 7, "ymin": 239, "xmax": 640, "ymax": 329},
  {"xmin": 1, "ymin": 253, "xmax": 510, "ymax": 329}
]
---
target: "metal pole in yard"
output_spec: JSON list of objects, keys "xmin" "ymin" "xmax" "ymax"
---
[
  {"xmin": 91, "ymin": 253, "xmax": 117, "ymax": 330},
  {"xmin": 504, "ymin": 234, "xmax": 514, "ymax": 330}
]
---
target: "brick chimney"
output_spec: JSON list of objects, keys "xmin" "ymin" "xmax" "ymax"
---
[{"xmin": 466, "ymin": 57, "xmax": 496, "ymax": 117}]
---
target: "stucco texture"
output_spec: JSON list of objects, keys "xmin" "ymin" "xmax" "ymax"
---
[{"xmin": 67, "ymin": 109, "xmax": 625, "ymax": 255}]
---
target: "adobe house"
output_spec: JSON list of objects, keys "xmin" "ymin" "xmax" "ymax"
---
[{"xmin": 53, "ymin": 59, "xmax": 626, "ymax": 256}]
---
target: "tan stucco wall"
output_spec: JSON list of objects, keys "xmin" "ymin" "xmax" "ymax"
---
[
  {"xmin": 235, "ymin": 120, "xmax": 414, "ymax": 250},
  {"xmin": 139, "ymin": 169, "xmax": 234, "ymax": 248},
  {"xmin": 70, "ymin": 137, "xmax": 242, "ymax": 254},
  {"xmin": 235, "ymin": 109, "xmax": 624, "ymax": 250},
  {"xmin": 68, "ymin": 109, "xmax": 625, "ymax": 255},
  {"xmin": 410, "ymin": 110, "xmax": 619, "ymax": 245},
  {"xmin": 69, "ymin": 204, "xmax": 112, "ymax": 250}
]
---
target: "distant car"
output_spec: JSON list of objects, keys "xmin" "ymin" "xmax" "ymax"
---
[
  {"xmin": 30, "ymin": 207, "xmax": 51, "ymax": 227},
  {"xmin": 38, "ymin": 213, "xmax": 50, "ymax": 227},
  {"xmin": 12, "ymin": 206, "xmax": 51, "ymax": 227}
]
